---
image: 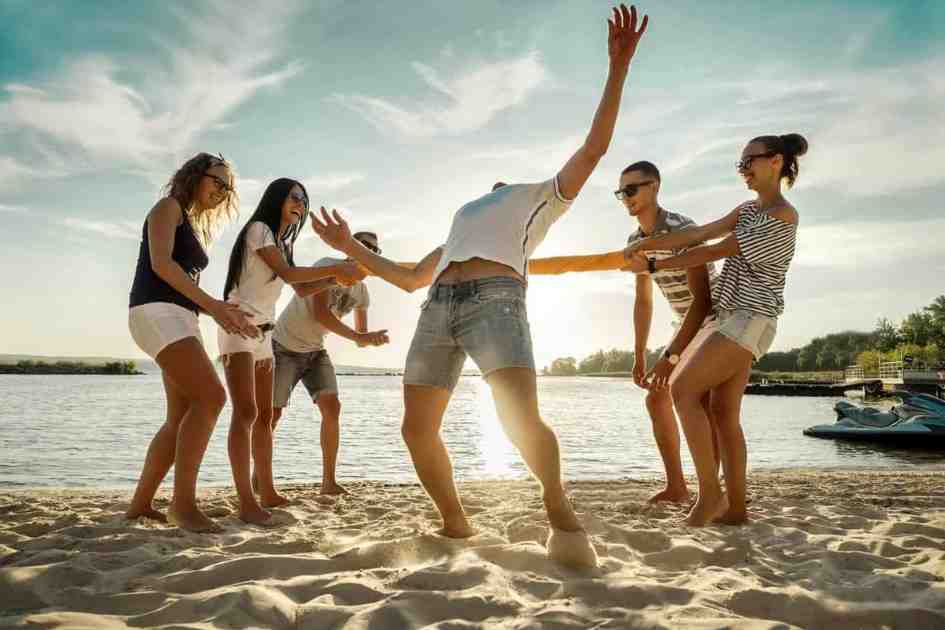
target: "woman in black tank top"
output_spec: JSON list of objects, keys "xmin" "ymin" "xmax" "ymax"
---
[{"xmin": 125, "ymin": 153, "xmax": 255, "ymax": 533}]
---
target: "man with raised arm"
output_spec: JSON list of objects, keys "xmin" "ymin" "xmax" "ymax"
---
[{"xmin": 312, "ymin": 4, "xmax": 648, "ymax": 569}]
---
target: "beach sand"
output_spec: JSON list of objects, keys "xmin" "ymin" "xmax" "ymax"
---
[{"xmin": 1, "ymin": 471, "xmax": 943, "ymax": 629}]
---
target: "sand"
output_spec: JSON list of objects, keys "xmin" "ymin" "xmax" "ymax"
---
[{"xmin": 1, "ymin": 471, "xmax": 944, "ymax": 629}]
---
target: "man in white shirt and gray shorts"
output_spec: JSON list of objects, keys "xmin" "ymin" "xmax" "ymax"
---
[{"xmin": 268, "ymin": 232, "xmax": 389, "ymax": 495}]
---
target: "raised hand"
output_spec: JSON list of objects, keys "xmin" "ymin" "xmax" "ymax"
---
[
  {"xmin": 608, "ymin": 4, "xmax": 648, "ymax": 71},
  {"xmin": 310, "ymin": 207, "xmax": 354, "ymax": 252}
]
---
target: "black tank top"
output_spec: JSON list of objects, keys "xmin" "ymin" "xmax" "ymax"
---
[{"xmin": 129, "ymin": 210, "xmax": 209, "ymax": 313}]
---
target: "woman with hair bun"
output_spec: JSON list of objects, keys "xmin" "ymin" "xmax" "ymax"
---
[
  {"xmin": 624, "ymin": 133, "xmax": 807, "ymax": 526},
  {"xmin": 126, "ymin": 153, "xmax": 257, "ymax": 533}
]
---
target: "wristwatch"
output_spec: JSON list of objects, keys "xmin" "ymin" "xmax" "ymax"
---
[
  {"xmin": 647, "ymin": 257, "xmax": 657, "ymax": 274},
  {"xmin": 663, "ymin": 350, "xmax": 679, "ymax": 365}
]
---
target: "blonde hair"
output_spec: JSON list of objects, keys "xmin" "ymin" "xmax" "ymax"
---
[{"xmin": 163, "ymin": 152, "xmax": 239, "ymax": 244}]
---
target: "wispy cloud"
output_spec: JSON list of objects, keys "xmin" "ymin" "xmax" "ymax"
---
[
  {"xmin": 332, "ymin": 51, "xmax": 548, "ymax": 138},
  {"xmin": 0, "ymin": 0, "xmax": 304, "ymax": 182},
  {"xmin": 61, "ymin": 217, "xmax": 140, "ymax": 240}
]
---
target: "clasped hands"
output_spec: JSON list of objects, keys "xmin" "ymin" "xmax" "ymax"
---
[{"xmin": 622, "ymin": 243, "xmax": 650, "ymax": 274}]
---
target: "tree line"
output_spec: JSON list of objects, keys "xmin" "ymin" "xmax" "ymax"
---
[
  {"xmin": 544, "ymin": 294, "xmax": 945, "ymax": 376},
  {"xmin": 0, "ymin": 360, "xmax": 142, "ymax": 375}
]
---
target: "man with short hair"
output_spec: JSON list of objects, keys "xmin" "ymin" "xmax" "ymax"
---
[
  {"xmin": 267, "ymin": 231, "xmax": 389, "ymax": 495},
  {"xmin": 618, "ymin": 161, "xmax": 720, "ymax": 503}
]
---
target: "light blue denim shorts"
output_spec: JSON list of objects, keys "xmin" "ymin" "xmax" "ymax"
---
[
  {"xmin": 717, "ymin": 308, "xmax": 777, "ymax": 360},
  {"xmin": 403, "ymin": 277, "xmax": 534, "ymax": 392}
]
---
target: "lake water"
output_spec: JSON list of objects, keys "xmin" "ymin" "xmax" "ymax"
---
[{"xmin": 1, "ymin": 374, "xmax": 942, "ymax": 488}]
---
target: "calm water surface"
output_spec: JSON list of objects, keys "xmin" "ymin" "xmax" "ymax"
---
[{"xmin": 1, "ymin": 374, "xmax": 941, "ymax": 488}]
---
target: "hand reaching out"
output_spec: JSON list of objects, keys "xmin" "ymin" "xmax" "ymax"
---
[
  {"xmin": 356, "ymin": 330, "xmax": 390, "ymax": 347},
  {"xmin": 608, "ymin": 4, "xmax": 648, "ymax": 72},
  {"xmin": 310, "ymin": 207, "xmax": 354, "ymax": 252}
]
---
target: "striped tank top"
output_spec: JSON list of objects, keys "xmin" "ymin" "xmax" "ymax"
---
[
  {"xmin": 713, "ymin": 201, "xmax": 797, "ymax": 318},
  {"xmin": 627, "ymin": 209, "xmax": 719, "ymax": 324}
]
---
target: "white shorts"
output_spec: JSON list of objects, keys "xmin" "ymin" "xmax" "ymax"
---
[
  {"xmin": 128, "ymin": 302, "xmax": 202, "ymax": 360},
  {"xmin": 669, "ymin": 317, "xmax": 721, "ymax": 385},
  {"xmin": 218, "ymin": 326, "xmax": 274, "ymax": 361}
]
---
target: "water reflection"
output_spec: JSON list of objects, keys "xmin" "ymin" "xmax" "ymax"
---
[
  {"xmin": 475, "ymin": 379, "xmax": 518, "ymax": 477},
  {"xmin": 829, "ymin": 439, "xmax": 945, "ymax": 467}
]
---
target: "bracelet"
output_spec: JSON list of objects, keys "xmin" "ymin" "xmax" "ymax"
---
[{"xmin": 647, "ymin": 257, "xmax": 656, "ymax": 274}]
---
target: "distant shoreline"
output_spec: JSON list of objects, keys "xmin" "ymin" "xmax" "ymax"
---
[{"xmin": 0, "ymin": 361, "xmax": 143, "ymax": 376}]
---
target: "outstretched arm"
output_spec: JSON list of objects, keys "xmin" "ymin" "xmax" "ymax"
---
[
  {"xmin": 557, "ymin": 4, "xmax": 648, "ymax": 200},
  {"xmin": 310, "ymin": 207, "xmax": 442, "ymax": 293},
  {"xmin": 627, "ymin": 207, "xmax": 740, "ymax": 257},
  {"xmin": 308, "ymin": 292, "xmax": 389, "ymax": 347},
  {"xmin": 625, "ymin": 236, "xmax": 740, "ymax": 273},
  {"xmin": 528, "ymin": 251, "xmax": 628, "ymax": 275},
  {"xmin": 256, "ymin": 246, "xmax": 365, "ymax": 286}
]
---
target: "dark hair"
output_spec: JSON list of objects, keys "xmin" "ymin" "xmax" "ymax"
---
[
  {"xmin": 223, "ymin": 178, "xmax": 308, "ymax": 301},
  {"xmin": 163, "ymin": 152, "xmax": 238, "ymax": 244},
  {"xmin": 621, "ymin": 161, "xmax": 660, "ymax": 181},
  {"xmin": 750, "ymin": 134, "xmax": 809, "ymax": 188}
]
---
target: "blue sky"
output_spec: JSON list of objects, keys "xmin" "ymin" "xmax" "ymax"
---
[{"xmin": 1, "ymin": 0, "xmax": 944, "ymax": 369}]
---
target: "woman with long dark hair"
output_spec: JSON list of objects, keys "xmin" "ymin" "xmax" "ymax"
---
[
  {"xmin": 625, "ymin": 133, "xmax": 807, "ymax": 526},
  {"xmin": 127, "ymin": 152, "xmax": 255, "ymax": 533},
  {"xmin": 219, "ymin": 178, "xmax": 364, "ymax": 525}
]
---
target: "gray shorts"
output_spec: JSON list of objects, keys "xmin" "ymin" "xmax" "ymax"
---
[
  {"xmin": 717, "ymin": 309, "xmax": 777, "ymax": 360},
  {"xmin": 403, "ymin": 277, "xmax": 534, "ymax": 392},
  {"xmin": 272, "ymin": 340, "xmax": 338, "ymax": 407}
]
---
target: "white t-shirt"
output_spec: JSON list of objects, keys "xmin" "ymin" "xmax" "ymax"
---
[
  {"xmin": 431, "ymin": 176, "xmax": 573, "ymax": 283},
  {"xmin": 226, "ymin": 221, "xmax": 285, "ymax": 324},
  {"xmin": 273, "ymin": 257, "xmax": 371, "ymax": 353}
]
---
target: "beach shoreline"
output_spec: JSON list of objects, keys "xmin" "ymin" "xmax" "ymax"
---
[{"xmin": 2, "ymin": 470, "xmax": 944, "ymax": 628}]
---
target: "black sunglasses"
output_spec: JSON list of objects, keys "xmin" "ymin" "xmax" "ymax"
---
[
  {"xmin": 614, "ymin": 180, "xmax": 655, "ymax": 200},
  {"xmin": 204, "ymin": 172, "xmax": 233, "ymax": 193},
  {"xmin": 288, "ymin": 190, "xmax": 310, "ymax": 210},
  {"xmin": 736, "ymin": 152, "xmax": 777, "ymax": 171},
  {"xmin": 357, "ymin": 239, "xmax": 381, "ymax": 254}
]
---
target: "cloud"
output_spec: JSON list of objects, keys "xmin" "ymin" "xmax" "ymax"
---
[
  {"xmin": 62, "ymin": 217, "xmax": 140, "ymax": 240},
  {"xmin": 0, "ymin": 0, "xmax": 304, "ymax": 180},
  {"xmin": 0, "ymin": 203, "xmax": 28, "ymax": 214},
  {"xmin": 332, "ymin": 51, "xmax": 548, "ymax": 138}
]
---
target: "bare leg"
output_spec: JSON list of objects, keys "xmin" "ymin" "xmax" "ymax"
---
[
  {"xmin": 126, "ymin": 371, "xmax": 190, "ymax": 522},
  {"xmin": 710, "ymin": 363, "xmax": 752, "ymax": 525},
  {"xmin": 252, "ymin": 406, "xmax": 283, "ymax": 493},
  {"xmin": 486, "ymin": 367, "xmax": 582, "ymax": 533},
  {"xmin": 316, "ymin": 393, "xmax": 346, "ymax": 494},
  {"xmin": 129, "ymin": 337, "xmax": 227, "ymax": 532},
  {"xmin": 645, "ymin": 388, "xmax": 689, "ymax": 503},
  {"xmin": 401, "ymin": 384, "xmax": 474, "ymax": 538},
  {"xmin": 224, "ymin": 352, "xmax": 271, "ymax": 525},
  {"xmin": 253, "ymin": 360, "xmax": 287, "ymax": 508},
  {"xmin": 671, "ymin": 334, "xmax": 747, "ymax": 526}
]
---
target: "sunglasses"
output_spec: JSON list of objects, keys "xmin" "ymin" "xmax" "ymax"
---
[
  {"xmin": 614, "ymin": 180, "xmax": 655, "ymax": 200},
  {"xmin": 736, "ymin": 152, "xmax": 777, "ymax": 171},
  {"xmin": 288, "ymin": 190, "xmax": 309, "ymax": 210},
  {"xmin": 204, "ymin": 172, "xmax": 233, "ymax": 193},
  {"xmin": 356, "ymin": 239, "xmax": 381, "ymax": 254}
]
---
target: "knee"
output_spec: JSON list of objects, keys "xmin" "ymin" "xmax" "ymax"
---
[
  {"xmin": 198, "ymin": 383, "xmax": 227, "ymax": 414},
  {"xmin": 232, "ymin": 401, "xmax": 258, "ymax": 426},
  {"xmin": 256, "ymin": 405, "xmax": 273, "ymax": 427},
  {"xmin": 318, "ymin": 395, "xmax": 341, "ymax": 420},
  {"xmin": 401, "ymin": 417, "xmax": 436, "ymax": 445},
  {"xmin": 645, "ymin": 389, "xmax": 670, "ymax": 414}
]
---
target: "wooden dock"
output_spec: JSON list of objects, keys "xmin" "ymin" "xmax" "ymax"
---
[{"xmin": 745, "ymin": 379, "xmax": 882, "ymax": 397}]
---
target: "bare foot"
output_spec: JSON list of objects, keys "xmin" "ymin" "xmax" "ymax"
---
[
  {"xmin": 684, "ymin": 488, "xmax": 727, "ymax": 527},
  {"xmin": 167, "ymin": 503, "xmax": 222, "ymax": 533},
  {"xmin": 547, "ymin": 527, "xmax": 598, "ymax": 570},
  {"xmin": 125, "ymin": 506, "xmax": 167, "ymax": 523},
  {"xmin": 647, "ymin": 487, "xmax": 690, "ymax": 504},
  {"xmin": 320, "ymin": 482, "xmax": 348, "ymax": 496},
  {"xmin": 544, "ymin": 494, "xmax": 583, "ymax": 533},
  {"xmin": 238, "ymin": 504, "xmax": 273, "ymax": 526},
  {"xmin": 260, "ymin": 492, "xmax": 291, "ymax": 508},
  {"xmin": 713, "ymin": 508, "xmax": 749, "ymax": 525},
  {"xmin": 436, "ymin": 522, "xmax": 478, "ymax": 539}
]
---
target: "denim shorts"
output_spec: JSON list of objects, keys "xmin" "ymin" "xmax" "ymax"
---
[
  {"xmin": 717, "ymin": 309, "xmax": 777, "ymax": 360},
  {"xmin": 403, "ymin": 277, "xmax": 534, "ymax": 392},
  {"xmin": 272, "ymin": 340, "xmax": 338, "ymax": 407}
]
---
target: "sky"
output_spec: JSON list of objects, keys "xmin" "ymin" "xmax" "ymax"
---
[{"xmin": 1, "ymin": 0, "xmax": 944, "ymax": 370}]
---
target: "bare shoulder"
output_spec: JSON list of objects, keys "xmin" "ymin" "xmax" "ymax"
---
[
  {"xmin": 149, "ymin": 196, "xmax": 184, "ymax": 226},
  {"xmin": 769, "ymin": 205, "xmax": 799, "ymax": 226}
]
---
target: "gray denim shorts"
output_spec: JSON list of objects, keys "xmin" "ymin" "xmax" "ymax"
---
[
  {"xmin": 717, "ymin": 309, "xmax": 777, "ymax": 360},
  {"xmin": 403, "ymin": 277, "xmax": 534, "ymax": 392},
  {"xmin": 272, "ymin": 340, "xmax": 338, "ymax": 407}
]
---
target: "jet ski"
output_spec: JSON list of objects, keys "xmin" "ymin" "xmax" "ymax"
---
[{"xmin": 803, "ymin": 391, "xmax": 945, "ymax": 444}]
